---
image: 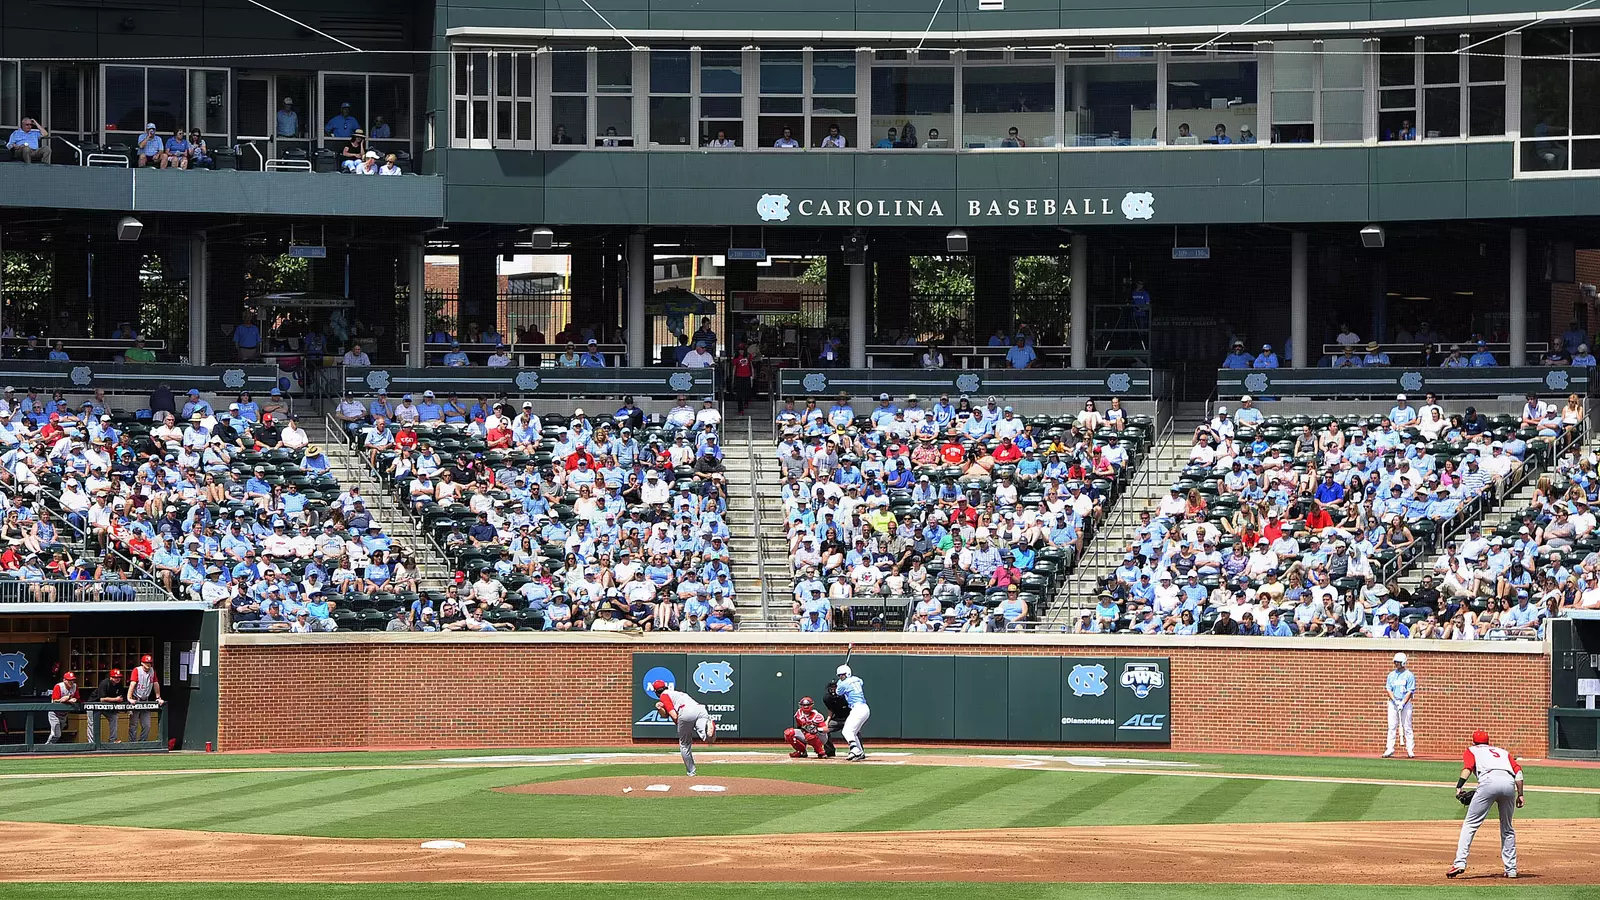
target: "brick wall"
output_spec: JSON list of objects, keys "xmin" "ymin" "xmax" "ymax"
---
[{"xmin": 217, "ymin": 637, "xmax": 1549, "ymax": 756}]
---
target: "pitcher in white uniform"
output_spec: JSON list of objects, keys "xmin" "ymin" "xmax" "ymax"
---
[
  {"xmin": 651, "ymin": 679, "xmax": 714, "ymax": 776},
  {"xmin": 1448, "ymin": 729, "xmax": 1524, "ymax": 879},
  {"xmin": 834, "ymin": 665, "xmax": 870, "ymax": 761}
]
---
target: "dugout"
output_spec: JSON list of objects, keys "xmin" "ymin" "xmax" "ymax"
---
[
  {"xmin": 0, "ymin": 609, "xmax": 221, "ymax": 753},
  {"xmin": 1550, "ymin": 614, "xmax": 1600, "ymax": 759}
]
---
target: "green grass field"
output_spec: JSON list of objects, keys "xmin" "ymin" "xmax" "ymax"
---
[{"xmin": 0, "ymin": 749, "xmax": 1595, "ymax": 839}]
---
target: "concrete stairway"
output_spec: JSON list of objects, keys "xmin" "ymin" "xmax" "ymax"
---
[
  {"xmin": 719, "ymin": 401, "xmax": 793, "ymax": 629},
  {"xmin": 1047, "ymin": 402, "xmax": 1199, "ymax": 627},
  {"xmin": 309, "ymin": 418, "xmax": 454, "ymax": 594}
]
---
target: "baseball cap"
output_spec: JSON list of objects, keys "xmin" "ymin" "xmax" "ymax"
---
[
  {"xmin": 1471, "ymin": 729, "xmax": 1489, "ymax": 744},
  {"xmin": 140, "ymin": 654, "xmax": 153, "ymax": 664},
  {"xmin": 651, "ymin": 679, "xmax": 669, "ymax": 692},
  {"xmin": 109, "ymin": 668, "xmax": 122, "ymax": 678}
]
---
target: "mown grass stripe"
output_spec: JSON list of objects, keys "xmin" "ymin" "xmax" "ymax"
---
[
  {"xmin": 22, "ymin": 773, "xmax": 248, "ymax": 823},
  {"xmin": 852, "ymin": 769, "xmax": 1035, "ymax": 832},
  {"xmin": 1162, "ymin": 776, "xmax": 1269, "ymax": 824},
  {"xmin": 1307, "ymin": 782, "xmax": 1382, "ymax": 822},
  {"xmin": 179, "ymin": 770, "xmax": 399, "ymax": 830},
  {"xmin": 737, "ymin": 767, "xmax": 961, "ymax": 835},
  {"xmin": 222, "ymin": 767, "xmax": 534, "ymax": 835},
  {"xmin": 895, "ymin": 769, "xmax": 1049, "ymax": 831},
  {"xmin": 1003, "ymin": 773, "xmax": 1150, "ymax": 828}
]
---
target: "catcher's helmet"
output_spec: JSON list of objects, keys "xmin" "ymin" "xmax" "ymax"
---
[
  {"xmin": 799, "ymin": 696, "xmax": 814, "ymax": 708},
  {"xmin": 1471, "ymin": 729, "xmax": 1490, "ymax": 744}
]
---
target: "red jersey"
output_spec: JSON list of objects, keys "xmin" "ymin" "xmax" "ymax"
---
[
  {"xmin": 1463, "ymin": 744, "xmax": 1521, "ymax": 780},
  {"xmin": 733, "ymin": 357, "xmax": 754, "ymax": 378},
  {"xmin": 939, "ymin": 442, "xmax": 966, "ymax": 464},
  {"xmin": 395, "ymin": 429, "xmax": 419, "ymax": 451},
  {"xmin": 992, "ymin": 443, "xmax": 1023, "ymax": 463},
  {"xmin": 794, "ymin": 708, "xmax": 826, "ymax": 731}
]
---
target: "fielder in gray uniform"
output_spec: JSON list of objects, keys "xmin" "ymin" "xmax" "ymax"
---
[
  {"xmin": 652, "ymin": 679, "xmax": 715, "ymax": 776},
  {"xmin": 1447, "ymin": 729, "xmax": 1524, "ymax": 879}
]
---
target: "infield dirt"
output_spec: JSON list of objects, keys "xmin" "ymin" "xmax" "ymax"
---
[{"xmin": 3, "ymin": 819, "xmax": 1594, "ymax": 884}]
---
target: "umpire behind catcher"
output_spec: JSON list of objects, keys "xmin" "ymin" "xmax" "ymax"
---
[{"xmin": 820, "ymin": 679, "xmax": 850, "ymax": 758}]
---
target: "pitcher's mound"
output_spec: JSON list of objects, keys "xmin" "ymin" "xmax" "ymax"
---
[{"xmin": 496, "ymin": 776, "xmax": 855, "ymax": 797}]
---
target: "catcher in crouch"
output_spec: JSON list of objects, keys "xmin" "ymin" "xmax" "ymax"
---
[{"xmin": 784, "ymin": 696, "xmax": 828, "ymax": 758}]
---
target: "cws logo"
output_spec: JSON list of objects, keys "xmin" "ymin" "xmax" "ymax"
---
[
  {"xmin": 1120, "ymin": 714, "xmax": 1167, "ymax": 731},
  {"xmin": 1119, "ymin": 662, "xmax": 1165, "ymax": 699},
  {"xmin": 635, "ymin": 666, "xmax": 677, "ymax": 726},
  {"xmin": 1067, "ymin": 664, "xmax": 1108, "ymax": 697},
  {"xmin": 693, "ymin": 660, "xmax": 734, "ymax": 694}
]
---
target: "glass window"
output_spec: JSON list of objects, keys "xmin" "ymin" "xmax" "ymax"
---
[
  {"xmin": 1270, "ymin": 41, "xmax": 1314, "ymax": 142},
  {"xmin": 1165, "ymin": 59, "xmax": 1257, "ymax": 145},
  {"xmin": 1078, "ymin": 64, "xmax": 1156, "ymax": 145},
  {"xmin": 651, "ymin": 51, "xmax": 689, "ymax": 94},
  {"xmin": 1419, "ymin": 35, "xmax": 1461, "ymax": 139},
  {"xmin": 103, "ymin": 66, "xmax": 228, "ymax": 142},
  {"xmin": 811, "ymin": 51, "xmax": 856, "ymax": 147},
  {"xmin": 1574, "ymin": 27, "xmax": 1600, "ymax": 137},
  {"xmin": 648, "ymin": 50, "xmax": 690, "ymax": 146},
  {"xmin": 551, "ymin": 52, "xmax": 587, "ymax": 145},
  {"xmin": 1521, "ymin": 29, "xmax": 1570, "ymax": 170},
  {"xmin": 597, "ymin": 52, "xmax": 632, "ymax": 94},
  {"xmin": 759, "ymin": 51, "xmax": 803, "ymax": 147},
  {"xmin": 1378, "ymin": 37, "xmax": 1416, "ymax": 141},
  {"xmin": 596, "ymin": 97, "xmax": 633, "ymax": 145},
  {"xmin": 49, "ymin": 69, "xmax": 81, "ymax": 134},
  {"xmin": 871, "ymin": 66, "xmax": 953, "ymax": 148},
  {"xmin": 0, "ymin": 62, "xmax": 16, "ymax": 128},
  {"xmin": 371, "ymin": 74, "xmax": 412, "ymax": 146},
  {"xmin": 962, "ymin": 65, "xmax": 1054, "ymax": 147},
  {"xmin": 451, "ymin": 51, "xmax": 490, "ymax": 144},
  {"xmin": 1320, "ymin": 39, "xmax": 1366, "ymax": 143},
  {"xmin": 147, "ymin": 67, "xmax": 185, "ymax": 134},
  {"xmin": 699, "ymin": 51, "xmax": 742, "ymax": 146},
  {"xmin": 1467, "ymin": 35, "xmax": 1506, "ymax": 137}
]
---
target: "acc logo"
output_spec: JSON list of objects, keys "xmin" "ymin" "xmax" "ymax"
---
[
  {"xmin": 1399, "ymin": 371, "xmax": 1424, "ymax": 392},
  {"xmin": 756, "ymin": 193, "xmax": 791, "ymax": 222},
  {"xmin": 0, "ymin": 651, "xmax": 27, "ymax": 686},
  {"xmin": 668, "ymin": 372, "xmax": 696, "ymax": 392},
  {"xmin": 221, "ymin": 368, "xmax": 248, "ymax": 390},
  {"xmin": 642, "ymin": 666, "xmax": 676, "ymax": 698},
  {"xmin": 1120, "ymin": 662, "xmax": 1165, "ymax": 699},
  {"xmin": 1120, "ymin": 713, "xmax": 1167, "ymax": 731},
  {"xmin": 514, "ymin": 370, "xmax": 542, "ymax": 391},
  {"xmin": 1105, "ymin": 372, "xmax": 1131, "ymax": 393},
  {"xmin": 364, "ymin": 370, "xmax": 392, "ymax": 392},
  {"xmin": 1067, "ymin": 663, "xmax": 1108, "ymax": 697},
  {"xmin": 802, "ymin": 372, "xmax": 829, "ymax": 393},
  {"xmin": 1120, "ymin": 191, "xmax": 1155, "ymax": 221},
  {"xmin": 1243, "ymin": 372, "xmax": 1270, "ymax": 394},
  {"xmin": 69, "ymin": 366, "xmax": 93, "ymax": 387},
  {"xmin": 955, "ymin": 373, "xmax": 982, "ymax": 394},
  {"xmin": 1546, "ymin": 370, "xmax": 1571, "ymax": 391},
  {"xmin": 693, "ymin": 659, "xmax": 734, "ymax": 694}
]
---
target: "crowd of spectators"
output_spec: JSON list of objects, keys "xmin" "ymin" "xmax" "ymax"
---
[
  {"xmin": 1082, "ymin": 391, "xmax": 1584, "ymax": 639},
  {"xmin": 1222, "ymin": 321, "xmax": 1600, "ymax": 370},
  {"xmin": 775, "ymin": 391, "xmax": 1150, "ymax": 633},
  {"xmin": 350, "ymin": 394, "xmax": 739, "ymax": 633}
]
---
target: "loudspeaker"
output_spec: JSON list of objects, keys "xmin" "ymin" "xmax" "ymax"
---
[
  {"xmin": 946, "ymin": 229, "xmax": 969, "ymax": 253},
  {"xmin": 1359, "ymin": 224, "xmax": 1385, "ymax": 249},
  {"xmin": 116, "ymin": 216, "xmax": 143, "ymax": 242},
  {"xmin": 530, "ymin": 227, "xmax": 554, "ymax": 250}
]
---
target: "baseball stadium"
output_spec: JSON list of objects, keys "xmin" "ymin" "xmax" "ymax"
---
[{"xmin": 5, "ymin": 0, "xmax": 1600, "ymax": 896}]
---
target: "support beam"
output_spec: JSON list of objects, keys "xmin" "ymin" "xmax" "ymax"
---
[
  {"xmin": 1291, "ymin": 232, "xmax": 1308, "ymax": 370},
  {"xmin": 626, "ymin": 231, "xmax": 649, "ymax": 367},
  {"xmin": 876, "ymin": 256, "xmax": 911, "ymax": 340},
  {"xmin": 973, "ymin": 253, "xmax": 1012, "ymax": 345},
  {"xmin": 1070, "ymin": 233, "xmax": 1088, "ymax": 368},
  {"xmin": 1509, "ymin": 227, "xmax": 1527, "ymax": 367},
  {"xmin": 188, "ymin": 233, "xmax": 208, "ymax": 365},
  {"xmin": 848, "ymin": 261, "xmax": 867, "ymax": 368},
  {"xmin": 407, "ymin": 241, "xmax": 427, "ymax": 368}
]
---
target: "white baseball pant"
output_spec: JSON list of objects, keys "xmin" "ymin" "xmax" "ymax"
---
[
  {"xmin": 1386, "ymin": 699, "xmax": 1413, "ymax": 755},
  {"xmin": 842, "ymin": 703, "xmax": 871, "ymax": 755},
  {"xmin": 675, "ymin": 706, "xmax": 711, "ymax": 775}
]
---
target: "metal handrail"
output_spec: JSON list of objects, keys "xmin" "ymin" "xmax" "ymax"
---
[
  {"xmin": 245, "ymin": 141, "xmax": 265, "ymax": 170},
  {"xmin": 747, "ymin": 415, "xmax": 768, "ymax": 623},
  {"xmin": 325, "ymin": 412, "xmax": 455, "ymax": 584},
  {"xmin": 0, "ymin": 578, "xmax": 173, "ymax": 604},
  {"xmin": 56, "ymin": 136, "xmax": 82, "ymax": 164},
  {"xmin": 1054, "ymin": 404, "xmax": 1176, "ymax": 622}
]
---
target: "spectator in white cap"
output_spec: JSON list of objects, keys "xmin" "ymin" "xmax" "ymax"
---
[
  {"xmin": 1253, "ymin": 343, "xmax": 1279, "ymax": 368},
  {"xmin": 1234, "ymin": 394, "xmax": 1263, "ymax": 425},
  {"xmin": 1390, "ymin": 393, "xmax": 1417, "ymax": 426}
]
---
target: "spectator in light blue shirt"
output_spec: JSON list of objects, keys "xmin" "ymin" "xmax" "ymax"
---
[
  {"xmin": 1263, "ymin": 609, "xmax": 1294, "ymax": 636},
  {"xmin": 276, "ymin": 97, "xmax": 300, "ymax": 137},
  {"xmin": 1004, "ymin": 336, "xmax": 1037, "ymax": 370},
  {"xmin": 580, "ymin": 340, "xmax": 607, "ymax": 366},
  {"xmin": 6, "ymin": 118, "xmax": 49, "ymax": 163},
  {"xmin": 1253, "ymin": 344, "xmax": 1279, "ymax": 368},
  {"xmin": 1469, "ymin": 341, "xmax": 1498, "ymax": 367},
  {"xmin": 1222, "ymin": 341, "xmax": 1254, "ymax": 369}
]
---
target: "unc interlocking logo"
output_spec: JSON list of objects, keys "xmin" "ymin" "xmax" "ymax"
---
[
  {"xmin": 1120, "ymin": 191, "xmax": 1155, "ymax": 221},
  {"xmin": 668, "ymin": 372, "xmax": 695, "ymax": 392},
  {"xmin": 1106, "ymin": 372, "xmax": 1132, "ymax": 393},
  {"xmin": 1546, "ymin": 370, "xmax": 1571, "ymax": 391},
  {"xmin": 1399, "ymin": 371, "xmax": 1424, "ymax": 392},
  {"xmin": 693, "ymin": 659, "xmax": 734, "ymax": 694},
  {"xmin": 514, "ymin": 370, "xmax": 542, "ymax": 391},
  {"xmin": 955, "ymin": 373, "xmax": 982, "ymax": 394},
  {"xmin": 0, "ymin": 651, "xmax": 27, "ymax": 686},
  {"xmin": 221, "ymin": 368, "xmax": 247, "ymax": 390},
  {"xmin": 1243, "ymin": 372, "xmax": 1269, "ymax": 394},
  {"xmin": 69, "ymin": 366, "xmax": 93, "ymax": 387},
  {"xmin": 1067, "ymin": 663, "xmax": 1109, "ymax": 697},
  {"xmin": 1119, "ymin": 662, "xmax": 1165, "ymax": 699},
  {"xmin": 756, "ymin": 193, "xmax": 791, "ymax": 222},
  {"xmin": 364, "ymin": 370, "xmax": 391, "ymax": 392},
  {"xmin": 802, "ymin": 372, "xmax": 829, "ymax": 393}
]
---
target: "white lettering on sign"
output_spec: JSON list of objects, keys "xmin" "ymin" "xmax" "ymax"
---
[{"xmin": 768, "ymin": 192, "xmax": 1149, "ymax": 221}]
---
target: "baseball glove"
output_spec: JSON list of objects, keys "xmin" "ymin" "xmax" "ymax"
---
[
  {"xmin": 1456, "ymin": 789, "xmax": 1475, "ymax": 806},
  {"xmin": 802, "ymin": 724, "xmax": 817, "ymax": 735}
]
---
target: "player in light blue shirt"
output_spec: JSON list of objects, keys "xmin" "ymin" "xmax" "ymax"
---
[
  {"xmin": 1384, "ymin": 653, "xmax": 1417, "ymax": 757},
  {"xmin": 834, "ymin": 665, "xmax": 870, "ymax": 760}
]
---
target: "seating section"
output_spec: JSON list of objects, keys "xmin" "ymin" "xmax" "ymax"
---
[
  {"xmin": 351, "ymin": 402, "xmax": 739, "ymax": 633},
  {"xmin": 1084, "ymin": 401, "xmax": 1576, "ymax": 639},
  {"xmin": 774, "ymin": 395, "xmax": 1154, "ymax": 632}
]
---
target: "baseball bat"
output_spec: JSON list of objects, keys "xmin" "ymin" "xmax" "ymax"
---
[{"xmin": 843, "ymin": 642, "xmax": 854, "ymax": 667}]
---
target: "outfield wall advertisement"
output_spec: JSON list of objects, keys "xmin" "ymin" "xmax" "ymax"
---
[{"xmin": 631, "ymin": 653, "xmax": 1171, "ymax": 743}]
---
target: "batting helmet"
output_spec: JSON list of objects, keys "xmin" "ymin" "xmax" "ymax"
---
[
  {"xmin": 651, "ymin": 679, "xmax": 668, "ymax": 692},
  {"xmin": 799, "ymin": 696, "xmax": 814, "ymax": 708},
  {"xmin": 1471, "ymin": 729, "xmax": 1490, "ymax": 745},
  {"xmin": 836, "ymin": 664, "xmax": 852, "ymax": 678}
]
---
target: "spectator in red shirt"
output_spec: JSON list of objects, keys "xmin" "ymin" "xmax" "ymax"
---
[{"xmin": 992, "ymin": 437, "xmax": 1023, "ymax": 464}]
